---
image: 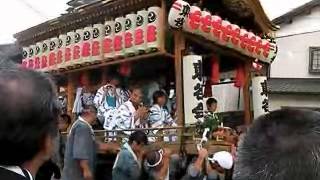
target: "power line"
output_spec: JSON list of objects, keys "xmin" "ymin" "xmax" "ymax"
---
[
  {"xmin": 16, "ymin": 0, "xmax": 49, "ymax": 20},
  {"xmin": 277, "ymin": 29, "xmax": 320, "ymax": 38}
]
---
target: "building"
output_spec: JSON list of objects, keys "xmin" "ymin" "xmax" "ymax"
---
[{"xmin": 268, "ymin": 0, "xmax": 320, "ymax": 111}]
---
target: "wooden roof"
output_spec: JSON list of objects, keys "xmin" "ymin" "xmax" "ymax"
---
[{"xmin": 14, "ymin": 0, "xmax": 277, "ymax": 46}]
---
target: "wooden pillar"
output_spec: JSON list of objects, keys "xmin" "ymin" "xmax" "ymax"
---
[
  {"xmin": 159, "ymin": 0, "xmax": 166, "ymax": 53},
  {"xmin": 67, "ymin": 73, "xmax": 76, "ymax": 116},
  {"xmin": 174, "ymin": 32, "xmax": 185, "ymax": 141},
  {"xmin": 243, "ymin": 61, "xmax": 252, "ymax": 125}
]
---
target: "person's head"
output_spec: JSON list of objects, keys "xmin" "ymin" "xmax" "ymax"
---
[
  {"xmin": 129, "ymin": 86, "xmax": 143, "ymax": 106},
  {"xmin": 208, "ymin": 151, "xmax": 233, "ymax": 173},
  {"xmin": 80, "ymin": 105, "xmax": 97, "ymax": 125},
  {"xmin": 58, "ymin": 114, "xmax": 71, "ymax": 132},
  {"xmin": 145, "ymin": 149, "xmax": 164, "ymax": 171},
  {"xmin": 206, "ymin": 98, "xmax": 217, "ymax": 113},
  {"xmin": 234, "ymin": 109, "xmax": 320, "ymax": 180},
  {"xmin": 109, "ymin": 75, "xmax": 120, "ymax": 87},
  {"xmin": 0, "ymin": 66, "xmax": 60, "ymax": 166},
  {"xmin": 152, "ymin": 90, "xmax": 167, "ymax": 106},
  {"xmin": 129, "ymin": 131, "xmax": 148, "ymax": 154}
]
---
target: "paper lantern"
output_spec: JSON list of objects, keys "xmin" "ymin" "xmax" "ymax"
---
[
  {"xmin": 57, "ymin": 34, "xmax": 67, "ymax": 69},
  {"xmin": 210, "ymin": 15, "xmax": 222, "ymax": 41},
  {"xmin": 65, "ymin": 31, "xmax": 75, "ymax": 68},
  {"xmin": 238, "ymin": 28, "xmax": 248, "ymax": 53},
  {"xmin": 34, "ymin": 43, "xmax": 42, "ymax": 70},
  {"xmin": 229, "ymin": 24, "xmax": 240, "ymax": 48},
  {"xmin": 125, "ymin": 13, "xmax": 137, "ymax": 56},
  {"xmin": 252, "ymin": 76, "xmax": 269, "ymax": 119},
  {"xmin": 92, "ymin": 23, "xmax": 105, "ymax": 62},
  {"xmin": 200, "ymin": 10, "xmax": 212, "ymax": 39},
  {"xmin": 268, "ymin": 42, "xmax": 278, "ymax": 63},
  {"xmin": 147, "ymin": 6, "xmax": 162, "ymax": 52},
  {"xmin": 104, "ymin": 20, "xmax": 115, "ymax": 59},
  {"xmin": 82, "ymin": 26, "xmax": 93, "ymax": 64},
  {"xmin": 73, "ymin": 29, "xmax": 84, "ymax": 66},
  {"xmin": 220, "ymin": 20, "xmax": 231, "ymax": 46},
  {"xmin": 183, "ymin": 5, "xmax": 201, "ymax": 34},
  {"xmin": 252, "ymin": 59, "xmax": 263, "ymax": 71},
  {"xmin": 40, "ymin": 39, "xmax": 50, "ymax": 72},
  {"xmin": 21, "ymin": 47, "xmax": 28, "ymax": 68},
  {"xmin": 168, "ymin": 0, "xmax": 190, "ymax": 29},
  {"xmin": 27, "ymin": 45, "xmax": 35, "ymax": 69},
  {"xmin": 114, "ymin": 17, "xmax": 126, "ymax": 57},
  {"xmin": 135, "ymin": 9, "xmax": 148, "ymax": 53},
  {"xmin": 48, "ymin": 37, "xmax": 59, "ymax": 71}
]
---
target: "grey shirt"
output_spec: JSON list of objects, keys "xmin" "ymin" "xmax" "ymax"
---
[{"xmin": 62, "ymin": 120, "xmax": 97, "ymax": 180}]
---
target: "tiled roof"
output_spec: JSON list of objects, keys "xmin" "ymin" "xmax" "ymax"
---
[{"xmin": 268, "ymin": 78, "xmax": 320, "ymax": 95}]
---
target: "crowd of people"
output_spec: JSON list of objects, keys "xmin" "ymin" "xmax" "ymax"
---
[{"xmin": 1, "ymin": 63, "xmax": 320, "ymax": 180}]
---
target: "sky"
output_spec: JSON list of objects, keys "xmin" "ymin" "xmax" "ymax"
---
[{"xmin": 0, "ymin": 0, "xmax": 312, "ymax": 44}]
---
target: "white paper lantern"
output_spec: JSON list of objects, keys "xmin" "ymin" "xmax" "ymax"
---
[
  {"xmin": 147, "ymin": 6, "xmax": 162, "ymax": 52},
  {"xmin": 92, "ymin": 23, "xmax": 105, "ymax": 62},
  {"xmin": 125, "ymin": 13, "xmax": 137, "ymax": 56},
  {"xmin": 40, "ymin": 39, "xmax": 50, "ymax": 72},
  {"xmin": 252, "ymin": 76, "xmax": 269, "ymax": 119},
  {"xmin": 168, "ymin": 0, "xmax": 190, "ymax": 29},
  {"xmin": 200, "ymin": 10, "xmax": 212, "ymax": 39},
  {"xmin": 34, "ymin": 43, "xmax": 42, "ymax": 70},
  {"xmin": 229, "ymin": 24, "xmax": 240, "ymax": 48},
  {"xmin": 183, "ymin": 6, "xmax": 201, "ymax": 34},
  {"xmin": 104, "ymin": 20, "xmax": 115, "ymax": 59},
  {"xmin": 238, "ymin": 28, "xmax": 248, "ymax": 54},
  {"xmin": 114, "ymin": 17, "xmax": 126, "ymax": 57},
  {"xmin": 57, "ymin": 34, "xmax": 67, "ymax": 69},
  {"xmin": 65, "ymin": 31, "xmax": 75, "ymax": 68},
  {"xmin": 22, "ymin": 47, "xmax": 29, "ymax": 68},
  {"xmin": 73, "ymin": 29, "xmax": 83, "ymax": 66},
  {"xmin": 135, "ymin": 9, "xmax": 148, "ymax": 53},
  {"xmin": 48, "ymin": 37, "xmax": 59, "ymax": 71},
  {"xmin": 210, "ymin": 15, "xmax": 222, "ymax": 41},
  {"xmin": 220, "ymin": 20, "xmax": 231, "ymax": 46},
  {"xmin": 27, "ymin": 45, "xmax": 36, "ymax": 69},
  {"xmin": 82, "ymin": 26, "xmax": 93, "ymax": 64}
]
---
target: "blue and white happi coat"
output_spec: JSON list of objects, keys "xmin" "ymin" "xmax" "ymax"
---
[{"xmin": 148, "ymin": 104, "xmax": 177, "ymax": 142}]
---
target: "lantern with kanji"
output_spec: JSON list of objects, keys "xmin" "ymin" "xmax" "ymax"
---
[
  {"xmin": 114, "ymin": 17, "xmax": 126, "ymax": 57},
  {"xmin": 48, "ymin": 37, "xmax": 59, "ymax": 71},
  {"xmin": 210, "ymin": 15, "xmax": 222, "ymax": 42},
  {"xmin": 168, "ymin": 0, "xmax": 190, "ymax": 29},
  {"xmin": 21, "ymin": 47, "xmax": 28, "ymax": 68},
  {"xmin": 92, "ymin": 23, "xmax": 105, "ymax": 62},
  {"xmin": 135, "ymin": 9, "xmax": 148, "ymax": 54},
  {"xmin": 147, "ymin": 6, "xmax": 161, "ymax": 52},
  {"xmin": 82, "ymin": 26, "xmax": 93, "ymax": 64},
  {"xmin": 183, "ymin": 5, "xmax": 201, "ymax": 34},
  {"xmin": 125, "ymin": 13, "xmax": 137, "ymax": 56},
  {"xmin": 73, "ymin": 29, "xmax": 83, "ymax": 66},
  {"xmin": 104, "ymin": 20, "xmax": 115, "ymax": 60},
  {"xmin": 34, "ymin": 43, "xmax": 42, "ymax": 70},
  {"xmin": 57, "ymin": 34, "xmax": 67, "ymax": 70},
  {"xmin": 27, "ymin": 45, "xmax": 35, "ymax": 69},
  {"xmin": 65, "ymin": 31, "xmax": 75, "ymax": 68},
  {"xmin": 40, "ymin": 39, "xmax": 50, "ymax": 72},
  {"xmin": 200, "ymin": 9, "xmax": 212, "ymax": 39}
]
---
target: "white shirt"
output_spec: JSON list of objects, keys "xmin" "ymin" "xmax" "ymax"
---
[{"xmin": 0, "ymin": 166, "xmax": 33, "ymax": 180}]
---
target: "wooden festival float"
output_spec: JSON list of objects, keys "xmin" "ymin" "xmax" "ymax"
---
[{"xmin": 15, "ymin": 0, "xmax": 278, "ymax": 156}]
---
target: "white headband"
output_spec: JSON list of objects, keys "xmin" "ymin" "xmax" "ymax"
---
[{"xmin": 146, "ymin": 149, "xmax": 164, "ymax": 168}]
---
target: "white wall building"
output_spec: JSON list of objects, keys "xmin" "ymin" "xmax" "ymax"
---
[{"xmin": 268, "ymin": 0, "xmax": 320, "ymax": 111}]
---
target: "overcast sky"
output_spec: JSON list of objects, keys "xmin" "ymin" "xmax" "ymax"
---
[{"xmin": 0, "ymin": 0, "xmax": 312, "ymax": 44}]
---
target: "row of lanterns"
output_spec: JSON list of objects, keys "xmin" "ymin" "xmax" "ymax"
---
[
  {"xmin": 22, "ymin": 6, "xmax": 163, "ymax": 71},
  {"xmin": 168, "ymin": 0, "xmax": 277, "ymax": 63}
]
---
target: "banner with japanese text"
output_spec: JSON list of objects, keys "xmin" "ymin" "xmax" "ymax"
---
[{"xmin": 252, "ymin": 76, "xmax": 269, "ymax": 119}]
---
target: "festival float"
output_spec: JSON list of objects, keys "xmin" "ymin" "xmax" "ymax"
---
[{"xmin": 15, "ymin": 0, "xmax": 277, "ymax": 177}]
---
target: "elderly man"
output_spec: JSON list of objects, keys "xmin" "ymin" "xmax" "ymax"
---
[{"xmin": 0, "ymin": 63, "xmax": 60, "ymax": 180}]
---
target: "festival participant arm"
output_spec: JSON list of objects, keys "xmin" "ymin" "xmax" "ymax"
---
[{"xmin": 73, "ymin": 125, "xmax": 94, "ymax": 180}]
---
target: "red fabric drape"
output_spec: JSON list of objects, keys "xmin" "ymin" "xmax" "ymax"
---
[
  {"xmin": 211, "ymin": 55, "xmax": 220, "ymax": 84},
  {"xmin": 204, "ymin": 79, "xmax": 212, "ymax": 98},
  {"xmin": 234, "ymin": 63, "xmax": 245, "ymax": 88},
  {"xmin": 119, "ymin": 62, "xmax": 132, "ymax": 77}
]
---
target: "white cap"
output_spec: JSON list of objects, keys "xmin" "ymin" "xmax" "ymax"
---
[{"xmin": 212, "ymin": 151, "xmax": 233, "ymax": 170}]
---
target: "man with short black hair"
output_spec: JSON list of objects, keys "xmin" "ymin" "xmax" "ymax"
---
[
  {"xmin": 112, "ymin": 131, "xmax": 148, "ymax": 180},
  {"xmin": 0, "ymin": 65, "xmax": 60, "ymax": 180},
  {"xmin": 206, "ymin": 98, "xmax": 217, "ymax": 114},
  {"xmin": 234, "ymin": 109, "xmax": 320, "ymax": 180}
]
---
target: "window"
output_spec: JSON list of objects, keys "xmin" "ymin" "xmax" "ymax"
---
[{"xmin": 309, "ymin": 47, "xmax": 320, "ymax": 73}]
